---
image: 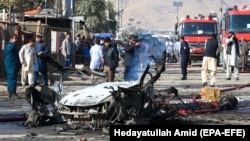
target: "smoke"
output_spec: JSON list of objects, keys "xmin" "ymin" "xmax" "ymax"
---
[
  {"xmin": 128, "ymin": 36, "xmax": 166, "ymax": 81},
  {"xmin": 140, "ymin": 36, "xmax": 166, "ymax": 67}
]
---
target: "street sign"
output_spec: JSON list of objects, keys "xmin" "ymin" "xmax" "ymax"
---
[{"xmin": 173, "ymin": 1, "xmax": 183, "ymax": 7}]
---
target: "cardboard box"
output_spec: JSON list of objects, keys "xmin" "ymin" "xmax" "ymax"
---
[{"xmin": 200, "ymin": 86, "xmax": 220, "ymax": 102}]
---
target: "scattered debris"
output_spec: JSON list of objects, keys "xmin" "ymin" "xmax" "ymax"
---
[
  {"xmin": 57, "ymin": 131, "xmax": 78, "ymax": 135},
  {"xmin": 26, "ymin": 132, "xmax": 38, "ymax": 137}
]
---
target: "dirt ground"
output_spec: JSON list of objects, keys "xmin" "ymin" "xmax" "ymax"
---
[{"xmin": 0, "ymin": 63, "xmax": 250, "ymax": 141}]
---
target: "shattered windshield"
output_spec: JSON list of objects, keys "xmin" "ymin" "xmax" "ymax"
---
[
  {"xmin": 181, "ymin": 22, "xmax": 217, "ymax": 35},
  {"xmin": 229, "ymin": 15, "xmax": 250, "ymax": 33}
]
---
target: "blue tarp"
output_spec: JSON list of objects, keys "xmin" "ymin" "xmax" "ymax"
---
[
  {"xmin": 93, "ymin": 33, "xmax": 113, "ymax": 38},
  {"xmin": 137, "ymin": 34, "xmax": 152, "ymax": 40}
]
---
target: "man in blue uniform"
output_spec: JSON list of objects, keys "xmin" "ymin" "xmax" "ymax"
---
[
  {"xmin": 34, "ymin": 34, "xmax": 50, "ymax": 86},
  {"xmin": 179, "ymin": 36, "xmax": 190, "ymax": 80},
  {"xmin": 4, "ymin": 34, "xmax": 21, "ymax": 99}
]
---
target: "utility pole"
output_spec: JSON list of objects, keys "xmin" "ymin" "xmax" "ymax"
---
[
  {"xmin": 55, "ymin": 0, "xmax": 59, "ymax": 17},
  {"xmin": 71, "ymin": 0, "xmax": 76, "ymax": 68},
  {"xmin": 173, "ymin": 1, "xmax": 183, "ymax": 24},
  {"xmin": 119, "ymin": 0, "xmax": 123, "ymax": 30},
  {"xmin": 9, "ymin": 3, "xmax": 15, "ymax": 34},
  {"xmin": 117, "ymin": 0, "xmax": 119, "ymax": 27},
  {"xmin": 220, "ymin": 0, "xmax": 223, "ymax": 20},
  {"xmin": 116, "ymin": 0, "xmax": 125, "ymax": 39},
  {"xmin": 9, "ymin": 4, "xmax": 12, "ymax": 23},
  {"xmin": 71, "ymin": 0, "xmax": 75, "ymax": 40}
]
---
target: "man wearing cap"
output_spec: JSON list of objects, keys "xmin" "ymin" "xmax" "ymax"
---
[{"xmin": 34, "ymin": 34, "xmax": 50, "ymax": 86}]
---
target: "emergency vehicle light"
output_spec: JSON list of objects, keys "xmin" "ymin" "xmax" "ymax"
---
[{"xmin": 186, "ymin": 15, "xmax": 190, "ymax": 19}]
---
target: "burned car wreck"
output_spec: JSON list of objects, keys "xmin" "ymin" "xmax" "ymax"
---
[
  {"xmin": 57, "ymin": 51, "xmax": 179, "ymax": 127},
  {"xmin": 24, "ymin": 52, "xmax": 239, "ymax": 129},
  {"xmin": 24, "ymin": 52, "xmax": 180, "ymax": 127}
]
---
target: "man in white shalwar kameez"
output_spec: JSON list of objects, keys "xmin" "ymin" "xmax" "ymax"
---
[
  {"xmin": 201, "ymin": 34, "xmax": 219, "ymax": 87},
  {"xmin": 19, "ymin": 38, "xmax": 36, "ymax": 86},
  {"xmin": 225, "ymin": 31, "xmax": 240, "ymax": 80}
]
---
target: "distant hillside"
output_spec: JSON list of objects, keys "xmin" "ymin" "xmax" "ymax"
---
[{"xmin": 110, "ymin": 0, "xmax": 250, "ymax": 32}]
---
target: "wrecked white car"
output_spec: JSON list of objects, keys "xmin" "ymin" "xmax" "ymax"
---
[
  {"xmin": 57, "ymin": 51, "xmax": 169, "ymax": 127},
  {"xmin": 24, "ymin": 52, "xmax": 170, "ymax": 128},
  {"xmin": 24, "ymin": 52, "xmax": 238, "ymax": 129}
]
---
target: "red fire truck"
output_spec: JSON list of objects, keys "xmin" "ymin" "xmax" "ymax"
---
[
  {"xmin": 175, "ymin": 13, "xmax": 219, "ymax": 65},
  {"xmin": 221, "ymin": 5, "xmax": 250, "ymax": 69}
]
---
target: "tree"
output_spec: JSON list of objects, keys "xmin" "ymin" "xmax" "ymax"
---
[
  {"xmin": 106, "ymin": 1, "xmax": 118, "ymax": 34},
  {"xmin": 76, "ymin": 0, "xmax": 117, "ymax": 34},
  {"xmin": 0, "ymin": 0, "xmax": 16, "ymax": 9},
  {"xmin": 0, "ymin": 0, "xmax": 54, "ymax": 13},
  {"xmin": 76, "ymin": 0, "xmax": 106, "ymax": 33}
]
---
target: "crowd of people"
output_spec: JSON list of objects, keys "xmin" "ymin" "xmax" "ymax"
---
[
  {"xmin": 86, "ymin": 34, "xmax": 189, "ymax": 82},
  {"xmin": 4, "ymin": 34, "xmax": 50, "ymax": 99},
  {"xmin": 3, "ymin": 32, "xmax": 249, "ymax": 99}
]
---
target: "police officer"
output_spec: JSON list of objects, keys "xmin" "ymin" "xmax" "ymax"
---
[{"xmin": 179, "ymin": 36, "xmax": 190, "ymax": 80}]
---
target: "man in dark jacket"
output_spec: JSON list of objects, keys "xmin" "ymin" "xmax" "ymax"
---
[
  {"xmin": 102, "ymin": 37, "xmax": 119, "ymax": 82},
  {"xmin": 123, "ymin": 35, "xmax": 141, "ymax": 81},
  {"xmin": 34, "ymin": 34, "xmax": 50, "ymax": 86},
  {"xmin": 225, "ymin": 31, "xmax": 240, "ymax": 80},
  {"xmin": 179, "ymin": 35, "xmax": 190, "ymax": 80},
  {"xmin": 4, "ymin": 34, "xmax": 21, "ymax": 99},
  {"xmin": 201, "ymin": 34, "xmax": 219, "ymax": 87}
]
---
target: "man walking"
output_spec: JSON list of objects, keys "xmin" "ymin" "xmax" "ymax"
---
[
  {"xmin": 89, "ymin": 38, "xmax": 104, "ymax": 81},
  {"xmin": 201, "ymin": 34, "xmax": 219, "ymax": 87},
  {"xmin": 89, "ymin": 38, "xmax": 103, "ymax": 72},
  {"xmin": 102, "ymin": 37, "xmax": 119, "ymax": 82},
  {"xmin": 34, "ymin": 34, "xmax": 50, "ymax": 86}
]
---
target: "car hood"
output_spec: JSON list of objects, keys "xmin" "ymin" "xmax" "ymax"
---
[{"xmin": 59, "ymin": 81, "xmax": 139, "ymax": 107}]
